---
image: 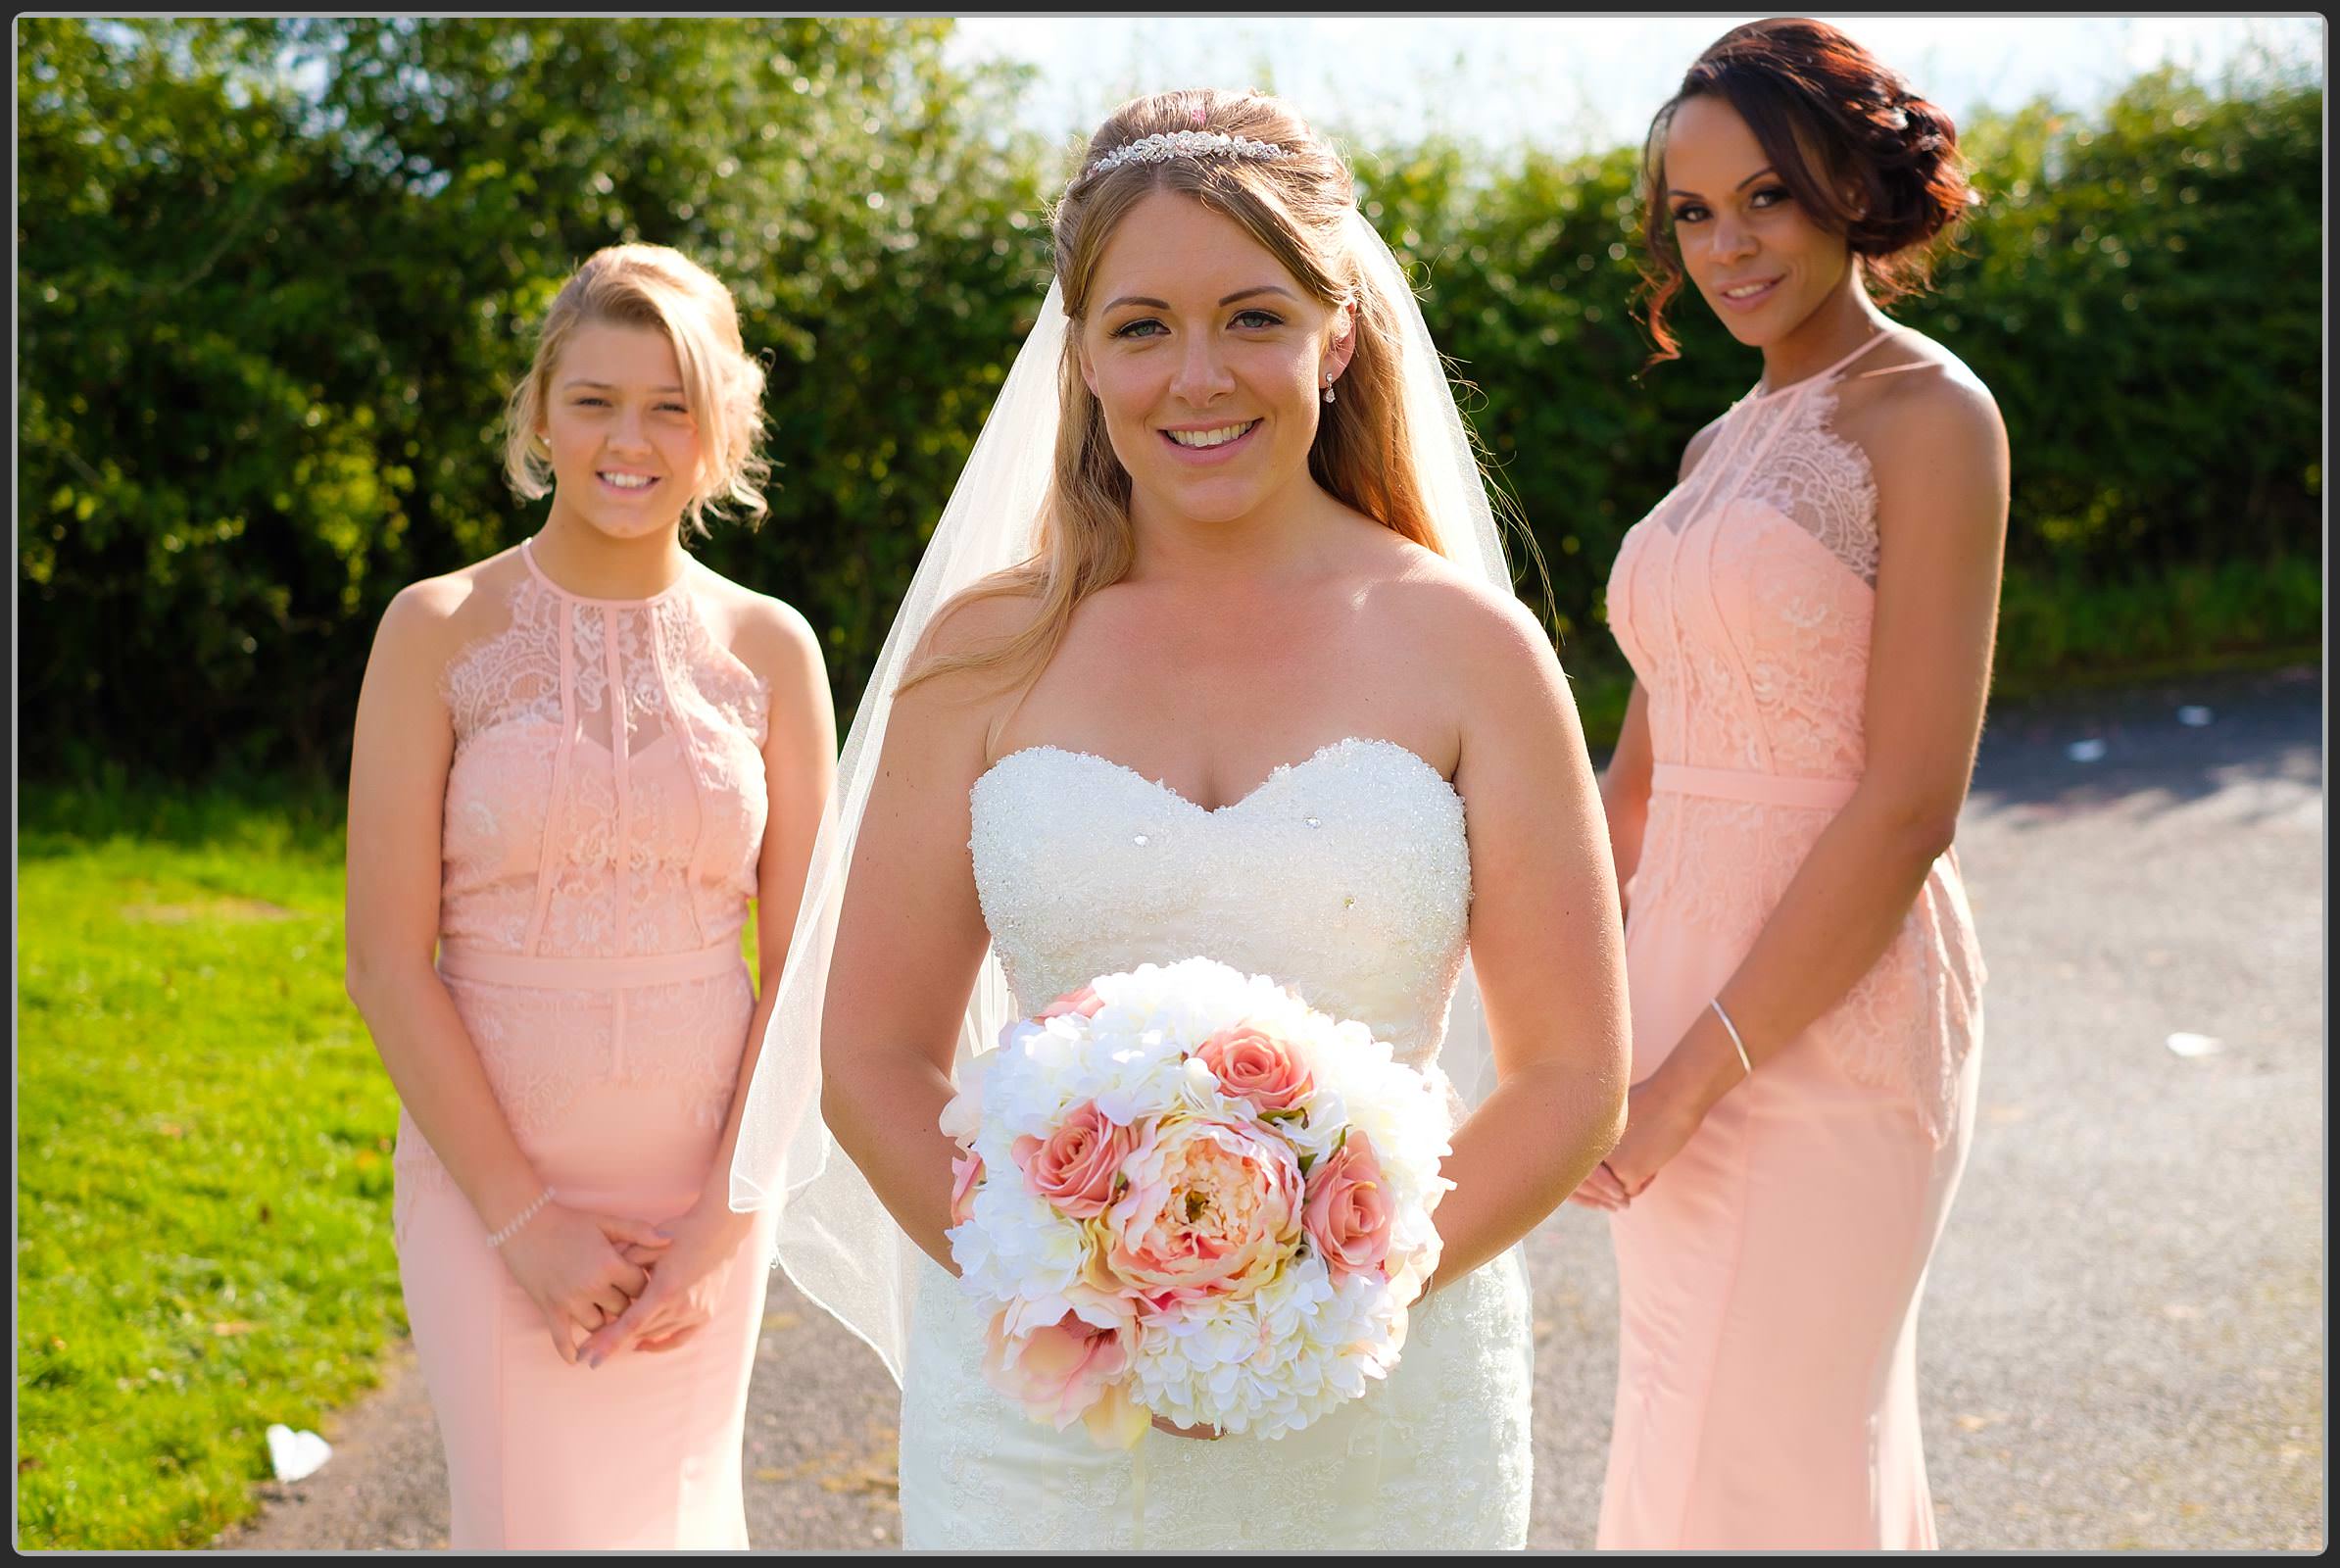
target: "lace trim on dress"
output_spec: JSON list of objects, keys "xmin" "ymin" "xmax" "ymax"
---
[
  {"xmin": 1736, "ymin": 380, "xmax": 1882, "ymax": 587},
  {"xmin": 968, "ymin": 738, "xmax": 1470, "ymax": 1072},
  {"xmin": 442, "ymin": 573, "xmax": 566, "ymax": 746},
  {"xmin": 441, "ymin": 572, "xmax": 772, "ymax": 757}
]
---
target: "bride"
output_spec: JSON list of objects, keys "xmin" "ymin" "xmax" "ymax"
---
[{"xmin": 730, "ymin": 88, "xmax": 1630, "ymax": 1549}]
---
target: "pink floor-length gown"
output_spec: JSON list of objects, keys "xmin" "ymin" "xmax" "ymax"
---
[
  {"xmin": 1598, "ymin": 331, "xmax": 1988, "ymax": 1549},
  {"xmin": 392, "ymin": 537, "xmax": 778, "ymax": 1548}
]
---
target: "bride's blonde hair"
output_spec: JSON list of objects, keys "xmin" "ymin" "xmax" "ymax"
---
[{"xmin": 902, "ymin": 87, "xmax": 1463, "ymax": 694}]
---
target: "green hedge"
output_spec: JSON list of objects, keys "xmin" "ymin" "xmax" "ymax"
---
[
  {"xmin": 19, "ymin": 19, "xmax": 1057, "ymax": 777},
  {"xmin": 18, "ymin": 21, "xmax": 2320, "ymax": 780}
]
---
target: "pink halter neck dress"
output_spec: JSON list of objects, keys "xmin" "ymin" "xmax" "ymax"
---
[
  {"xmin": 1596, "ymin": 332, "xmax": 1987, "ymax": 1548},
  {"xmin": 392, "ymin": 537, "xmax": 778, "ymax": 1547}
]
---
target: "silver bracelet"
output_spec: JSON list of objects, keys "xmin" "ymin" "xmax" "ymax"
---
[
  {"xmin": 1709, "ymin": 997, "xmax": 1753, "ymax": 1080},
  {"xmin": 485, "ymin": 1185, "xmax": 557, "ymax": 1250}
]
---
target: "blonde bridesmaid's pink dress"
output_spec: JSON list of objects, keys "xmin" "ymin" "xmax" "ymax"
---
[
  {"xmin": 1598, "ymin": 332, "xmax": 1987, "ymax": 1549},
  {"xmin": 392, "ymin": 537, "xmax": 777, "ymax": 1548}
]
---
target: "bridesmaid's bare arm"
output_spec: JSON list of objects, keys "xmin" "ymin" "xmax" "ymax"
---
[
  {"xmin": 1636, "ymin": 370, "xmax": 2009, "ymax": 1127},
  {"xmin": 346, "ymin": 581, "xmax": 550, "ymax": 1232},
  {"xmin": 1600, "ymin": 686, "xmax": 1655, "ymax": 919},
  {"xmin": 697, "ymin": 593, "xmax": 837, "ymax": 1216},
  {"xmin": 345, "ymin": 579, "xmax": 655, "ymax": 1357},
  {"xmin": 818, "ymin": 596, "xmax": 1027, "ymax": 1273},
  {"xmin": 1423, "ymin": 575, "xmax": 1633, "ymax": 1291}
]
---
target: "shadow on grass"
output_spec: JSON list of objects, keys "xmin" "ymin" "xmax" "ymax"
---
[{"xmin": 22, "ymin": 764, "xmax": 348, "ymax": 863}]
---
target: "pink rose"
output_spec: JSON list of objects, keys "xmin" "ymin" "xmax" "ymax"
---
[
  {"xmin": 949, "ymin": 1152, "xmax": 983, "ymax": 1228},
  {"xmin": 1036, "ymin": 984, "xmax": 1105, "ymax": 1021},
  {"xmin": 1194, "ymin": 1022, "xmax": 1314, "ymax": 1115},
  {"xmin": 981, "ymin": 1309, "xmax": 1133, "ymax": 1435},
  {"xmin": 1302, "ymin": 1131, "xmax": 1395, "ymax": 1280},
  {"xmin": 1105, "ymin": 1116, "xmax": 1304, "ymax": 1305},
  {"xmin": 1010, "ymin": 1100, "xmax": 1138, "ymax": 1219}
]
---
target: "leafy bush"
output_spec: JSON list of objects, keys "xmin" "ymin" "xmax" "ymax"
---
[{"xmin": 18, "ymin": 22, "xmax": 2320, "ymax": 780}]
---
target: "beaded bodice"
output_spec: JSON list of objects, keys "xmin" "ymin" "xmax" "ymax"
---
[{"xmin": 967, "ymin": 737, "xmax": 1471, "ymax": 1069}]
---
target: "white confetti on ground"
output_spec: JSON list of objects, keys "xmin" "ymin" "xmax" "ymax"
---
[{"xmin": 267, "ymin": 1424, "xmax": 332, "ymax": 1483}]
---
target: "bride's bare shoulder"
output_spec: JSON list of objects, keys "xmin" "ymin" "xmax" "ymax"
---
[
  {"xmin": 907, "ymin": 572, "xmax": 1049, "ymax": 671},
  {"xmin": 1369, "ymin": 536, "xmax": 1558, "ymax": 678},
  {"xmin": 889, "ymin": 571, "xmax": 1052, "ymax": 730}
]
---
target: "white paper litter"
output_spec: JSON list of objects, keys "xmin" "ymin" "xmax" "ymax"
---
[
  {"xmin": 2177, "ymin": 706, "xmax": 2214, "ymax": 727},
  {"xmin": 2165, "ymin": 1032, "xmax": 2224, "ymax": 1058},
  {"xmin": 2066, "ymin": 738, "xmax": 2108, "ymax": 762},
  {"xmin": 266, "ymin": 1423, "xmax": 332, "ymax": 1483}
]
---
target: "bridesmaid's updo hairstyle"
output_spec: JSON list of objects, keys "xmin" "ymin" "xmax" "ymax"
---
[
  {"xmin": 503, "ymin": 243, "xmax": 771, "ymax": 535},
  {"xmin": 1637, "ymin": 17, "xmax": 1976, "ymax": 360}
]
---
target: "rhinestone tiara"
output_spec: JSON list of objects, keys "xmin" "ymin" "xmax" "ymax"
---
[{"xmin": 1079, "ymin": 129, "xmax": 1292, "ymax": 182}]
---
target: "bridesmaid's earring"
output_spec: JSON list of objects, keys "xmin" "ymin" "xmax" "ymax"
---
[{"xmin": 1321, "ymin": 380, "xmax": 1337, "ymax": 406}]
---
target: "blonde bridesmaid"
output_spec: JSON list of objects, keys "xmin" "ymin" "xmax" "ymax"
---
[
  {"xmin": 1577, "ymin": 18, "xmax": 2007, "ymax": 1550},
  {"xmin": 345, "ymin": 245, "xmax": 834, "ymax": 1547}
]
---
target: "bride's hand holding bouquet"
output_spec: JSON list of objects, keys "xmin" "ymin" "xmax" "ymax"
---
[{"xmin": 941, "ymin": 958, "xmax": 1454, "ymax": 1447}]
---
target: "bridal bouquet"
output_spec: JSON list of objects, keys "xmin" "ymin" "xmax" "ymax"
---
[{"xmin": 939, "ymin": 957, "xmax": 1455, "ymax": 1446}]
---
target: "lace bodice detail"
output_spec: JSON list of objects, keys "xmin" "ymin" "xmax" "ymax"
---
[
  {"xmin": 1636, "ymin": 378, "xmax": 1881, "ymax": 585},
  {"xmin": 1610, "ymin": 356, "xmax": 1894, "ymax": 785},
  {"xmin": 390, "ymin": 541, "xmax": 776, "ymax": 1184},
  {"xmin": 1605, "ymin": 336, "xmax": 1983, "ymax": 1147},
  {"xmin": 967, "ymin": 738, "xmax": 1471, "ymax": 1071},
  {"xmin": 437, "ymin": 542, "xmax": 772, "ymax": 961}
]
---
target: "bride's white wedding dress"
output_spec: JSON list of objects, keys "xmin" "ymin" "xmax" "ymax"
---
[{"xmin": 897, "ymin": 736, "xmax": 1535, "ymax": 1550}]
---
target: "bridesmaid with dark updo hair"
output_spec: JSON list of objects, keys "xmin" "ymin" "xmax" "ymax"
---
[{"xmin": 1574, "ymin": 18, "xmax": 2008, "ymax": 1548}]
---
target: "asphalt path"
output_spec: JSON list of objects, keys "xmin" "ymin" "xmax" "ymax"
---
[{"xmin": 216, "ymin": 664, "xmax": 2324, "ymax": 1552}]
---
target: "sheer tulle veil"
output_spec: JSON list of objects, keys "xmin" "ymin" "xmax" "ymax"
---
[{"xmin": 728, "ymin": 205, "xmax": 1516, "ymax": 1382}]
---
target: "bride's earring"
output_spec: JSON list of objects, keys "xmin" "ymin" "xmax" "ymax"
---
[{"xmin": 1321, "ymin": 379, "xmax": 1337, "ymax": 406}]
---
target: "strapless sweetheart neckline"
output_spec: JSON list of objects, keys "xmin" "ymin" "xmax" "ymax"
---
[{"xmin": 972, "ymin": 735, "xmax": 1458, "ymax": 818}]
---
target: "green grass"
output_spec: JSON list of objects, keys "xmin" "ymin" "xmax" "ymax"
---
[
  {"xmin": 16, "ymin": 783, "xmax": 405, "ymax": 1551},
  {"xmin": 1995, "ymin": 554, "xmax": 2323, "ymax": 694},
  {"xmin": 1992, "ymin": 555, "xmax": 2323, "ymax": 703}
]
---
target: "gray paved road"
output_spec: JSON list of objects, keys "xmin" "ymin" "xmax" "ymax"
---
[{"xmin": 217, "ymin": 665, "xmax": 2324, "ymax": 1552}]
